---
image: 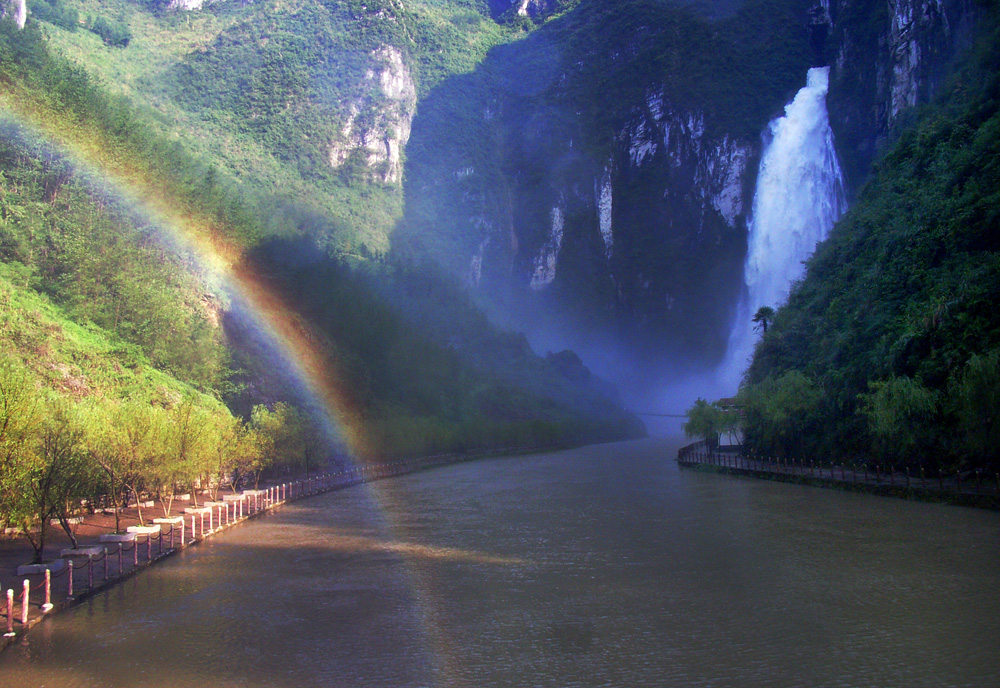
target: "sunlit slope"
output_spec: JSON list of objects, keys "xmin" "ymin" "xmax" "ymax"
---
[
  {"xmin": 35, "ymin": 0, "xmax": 515, "ymax": 257},
  {"xmin": 0, "ymin": 20, "xmax": 644, "ymax": 459},
  {"xmin": 0, "ymin": 264, "xmax": 226, "ymax": 409}
]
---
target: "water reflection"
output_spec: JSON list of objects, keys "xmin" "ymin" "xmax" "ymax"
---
[{"xmin": 1, "ymin": 438, "xmax": 998, "ymax": 687}]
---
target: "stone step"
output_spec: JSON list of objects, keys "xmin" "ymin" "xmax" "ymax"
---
[
  {"xmin": 60, "ymin": 546, "xmax": 105, "ymax": 559},
  {"xmin": 152, "ymin": 516, "xmax": 184, "ymax": 525},
  {"xmin": 17, "ymin": 560, "xmax": 67, "ymax": 576},
  {"xmin": 99, "ymin": 533, "xmax": 136, "ymax": 543}
]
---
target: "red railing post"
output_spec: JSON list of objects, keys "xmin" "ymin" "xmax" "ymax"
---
[{"xmin": 88, "ymin": 558, "xmax": 94, "ymax": 588}]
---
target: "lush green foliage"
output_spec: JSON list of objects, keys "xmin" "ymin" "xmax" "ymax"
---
[
  {"xmin": 89, "ymin": 16, "xmax": 132, "ymax": 47},
  {"xmin": 231, "ymin": 237, "xmax": 646, "ymax": 459},
  {"xmin": 741, "ymin": 7, "xmax": 1000, "ymax": 471},
  {"xmin": 683, "ymin": 398, "xmax": 739, "ymax": 448},
  {"xmin": 28, "ymin": 0, "xmax": 78, "ymax": 31},
  {"xmin": 34, "ymin": 0, "xmax": 513, "ymax": 257},
  {"xmin": 0, "ymin": 135, "xmax": 227, "ymax": 389},
  {"xmin": 0, "ymin": 12, "xmax": 643, "ymax": 538}
]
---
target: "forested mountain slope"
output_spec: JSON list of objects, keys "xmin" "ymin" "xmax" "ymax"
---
[
  {"xmin": 394, "ymin": 0, "xmax": 980, "ymax": 392},
  {"xmin": 22, "ymin": 0, "xmax": 981, "ymax": 404},
  {"xmin": 0, "ymin": 16, "xmax": 643, "ymax": 495},
  {"xmin": 740, "ymin": 2, "xmax": 1000, "ymax": 472}
]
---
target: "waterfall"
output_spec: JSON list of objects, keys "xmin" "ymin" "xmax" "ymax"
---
[{"xmin": 720, "ymin": 67, "xmax": 846, "ymax": 389}]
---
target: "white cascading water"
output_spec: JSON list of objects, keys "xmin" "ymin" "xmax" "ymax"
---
[{"xmin": 720, "ymin": 66, "xmax": 846, "ymax": 390}]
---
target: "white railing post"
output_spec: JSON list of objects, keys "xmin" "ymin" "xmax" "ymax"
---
[{"xmin": 42, "ymin": 568, "xmax": 53, "ymax": 612}]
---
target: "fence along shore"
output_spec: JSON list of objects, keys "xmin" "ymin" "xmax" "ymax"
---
[
  {"xmin": 677, "ymin": 440, "xmax": 1000, "ymax": 510},
  {"xmin": 0, "ymin": 445, "xmax": 556, "ymax": 653}
]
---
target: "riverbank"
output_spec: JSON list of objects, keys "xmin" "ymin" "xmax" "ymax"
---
[
  {"xmin": 0, "ymin": 458, "xmax": 459, "ymax": 653},
  {"xmin": 0, "ymin": 443, "xmax": 576, "ymax": 654},
  {"xmin": 677, "ymin": 444, "xmax": 1000, "ymax": 510},
  {"xmin": 0, "ymin": 471, "xmax": 352, "ymax": 653}
]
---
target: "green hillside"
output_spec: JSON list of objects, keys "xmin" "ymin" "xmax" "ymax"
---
[
  {"xmin": 0, "ymin": 16, "xmax": 643, "ymax": 472},
  {"xmin": 739, "ymin": 5, "xmax": 1000, "ymax": 473},
  {"xmin": 32, "ymin": 0, "xmax": 518, "ymax": 256}
]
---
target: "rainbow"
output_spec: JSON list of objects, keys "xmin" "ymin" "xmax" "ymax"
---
[
  {"xmin": 0, "ymin": 91, "xmax": 527, "ymax": 686},
  {"xmin": 0, "ymin": 104, "xmax": 367, "ymax": 461}
]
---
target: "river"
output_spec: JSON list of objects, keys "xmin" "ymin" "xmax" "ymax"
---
[{"xmin": 2, "ymin": 437, "xmax": 998, "ymax": 687}]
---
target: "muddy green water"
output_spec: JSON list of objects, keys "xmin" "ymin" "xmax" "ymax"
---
[{"xmin": 2, "ymin": 438, "xmax": 998, "ymax": 687}]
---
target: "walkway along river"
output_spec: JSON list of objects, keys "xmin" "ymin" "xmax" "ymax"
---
[
  {"xmin": 0, "ymin": 437, "xmax": 998, "ymax": 687},
  {"xmin": 0, "ymin": 449, "xmax": 503, "ymax": 653},
  {"xmin": 677, "ymin": 441, "xmax": 1000, "ymax": 510}
]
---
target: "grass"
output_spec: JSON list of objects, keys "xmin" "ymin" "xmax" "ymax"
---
[
  {"xmin": 36, "ymin": 0, "xmax": 518, "ymax": 258},
  {"xmin": 0, "ymin": 263, "xmax": 223, "ymax": 407}
]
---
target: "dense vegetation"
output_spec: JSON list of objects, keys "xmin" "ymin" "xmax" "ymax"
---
[
  {"xmin": 0, "ymin": 15, "xmax": 644, "ymax": 554},
  {"xmin": 34, "ymin": 0, "xmax": 516, "ymax": 257},
  {"xmin": 738, "ymin": 3, "xmax": 1000, "ymax": 474}
]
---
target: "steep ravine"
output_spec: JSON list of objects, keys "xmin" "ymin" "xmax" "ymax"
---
[{"xmin": 396, "ymin": 0, "xmax": 981, "ymax": 390}]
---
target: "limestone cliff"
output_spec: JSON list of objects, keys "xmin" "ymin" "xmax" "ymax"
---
[
  {"xmin": 399, "ymin": 0, "xmax": 981, "ymax": 372},
  {"xmin": 329, "ymin": 46, "xmax": 416, "ymax": 185},
  {"xmin": 1, "ymin": 0, "xmax": 26, "ymax": 29},
  {"xmin": 824, "ymin": 0, "xmax": 979, "ymax": 186}
]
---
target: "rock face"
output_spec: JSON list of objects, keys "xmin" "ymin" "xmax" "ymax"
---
[
  {"xmin": 1, "ymin": 0, "xmax": 26, "ymax": 28},
  {"xmin": 517, "ymin": 0, "xmax": 560, "ymax": 18},
  {"xmin": 169, "ymin": 0, "xmax": 204, "ymax": 10},
  {"xmin": 400, "ymin": 0, "xmax": 981, "ymax": 374},
  {"xmin": 488, "ymin": 0, "xmax": 563, "ymax": 19},
  {"xmin": 824, "ymin": 0, "xmax": 978, "ymax": 186},
  {"xmin": 329, "ymin": 46, "xmax": 416, "ymax": 185}
]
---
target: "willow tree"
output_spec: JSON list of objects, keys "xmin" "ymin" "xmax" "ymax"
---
[
  {"xmin": 166, "ymin": 397, "xmax": 213, "ymax": 506},
  {"xmin": 83, "ymin": 400, "xmax": 148, "ymax": 533},
  {"xmin": 205, "ymin": 411, "xmax": 258, "ymax": 500},
  {"xmin": 0, "ymin": 363, "xmax": 40, "ymax": 543},
  {"xmin": 683, "ymin": 398, "xmax": 726, "ymax": 449},
  {"xmin": 19, "ymin": 399, "xmax": 93, "ymax": 561}
]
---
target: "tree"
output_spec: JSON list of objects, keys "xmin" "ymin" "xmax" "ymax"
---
[
  {"xmin": 738, "ymin": 371, "xmax": 822, "ymax": 458},
  {"xmin": 859, "ymin": 376, "xmax": 939, "ymax": 468},
  {"xmin": 0, "ymin": 363, "xmax": 40, "ymax": 539},
  {"xmin": 166, "ymin": 397, "xmax": 213, "ymax": 506},
  {"xmin": 205, "ymin": 411, "xmax": 253, "ymax": 500},
  {"xmin": 951, "ymin": 349, "xmax": 1000, "ymax": 467},
  {"xmin": 89, "ymin": 16, "xmax": 131, "ymax": 48},
  {"xmin": 82, "ymin": 400, "xmax": 148, "ymax": 533},
  {"xmin": 752, "ymin": 306, "xmax": 775, "ymax": 334},
  {"xmin": 18, "ymin": 399, "xmax": 92, "ymax": 561},
  {"xmin": 249, "ymin": 403, "xmax": 305, "ymax": 486},
  {"xmin": 683, "ymin": 398, "xmax": 726, "ymax": 449}
]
